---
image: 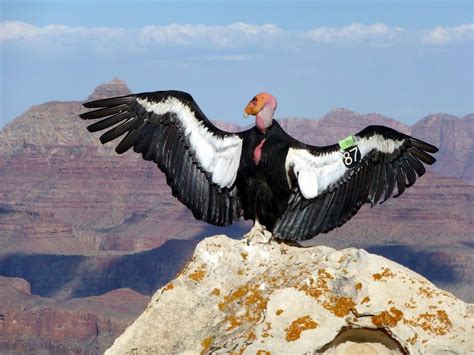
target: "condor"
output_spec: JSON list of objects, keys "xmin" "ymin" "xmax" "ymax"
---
[{"xmin": 80, "ymin": 91, "xmax": 438, "ymax": 243}]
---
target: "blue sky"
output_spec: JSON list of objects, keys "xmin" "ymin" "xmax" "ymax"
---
[{"xmin": 1, "ymin": 0, "xmax": 473, "ymax": 128}]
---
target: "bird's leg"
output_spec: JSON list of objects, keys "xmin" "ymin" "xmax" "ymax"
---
[{"xmin": 243, "ymin": 219, "xmax": 273, "ymax": 245}]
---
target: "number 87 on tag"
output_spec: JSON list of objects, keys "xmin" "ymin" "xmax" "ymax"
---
[{"xmin": 338, "ymin": 135, "xmax": 361, "ymax": 168}]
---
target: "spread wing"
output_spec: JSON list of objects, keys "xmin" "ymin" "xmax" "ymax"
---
[
  {"xmin": 274, "ymin": 125, "xmax": 438, "ymax": 241},
  {"xmin": 80, "ymin": 90, "xmax": 244, "ymax": 226}
]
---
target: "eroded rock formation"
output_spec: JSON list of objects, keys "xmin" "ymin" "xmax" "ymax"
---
[
  {"xmin": 0, "ymin": 277, "xmax": 148, "ymax": 353},
  {"xmin": 106, "ymin": 236, "xmax": 473, "ymax": 354}
]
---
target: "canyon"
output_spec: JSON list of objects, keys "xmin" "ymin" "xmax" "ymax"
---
[
  {"xmin": 0, "ymin": 78, "xmax": 472, "ymax": 353},
  {"xmin": 0, "ymin": 276, "xmax": 148, "ymax": 354}
]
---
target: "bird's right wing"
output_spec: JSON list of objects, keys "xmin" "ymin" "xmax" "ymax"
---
[
  {"xmin": 80, "ymin": 90, "xmax": 245, "ymax": 226},
  {"xmin": 274, "ymin": 125, "xmax": 438, "ymax": 241}
]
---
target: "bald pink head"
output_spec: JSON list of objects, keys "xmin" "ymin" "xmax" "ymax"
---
[{"xmin": 243, "ymin": 92, "xmax": 277, "ymax": 133}]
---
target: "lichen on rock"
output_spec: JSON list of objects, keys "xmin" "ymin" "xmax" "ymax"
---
[{"xmin": 106, "ymin": 235, "xmax": 473, "ymax": 354}]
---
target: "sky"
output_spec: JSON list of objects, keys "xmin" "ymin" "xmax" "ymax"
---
[{"xmin": 0, "ymin": 0, "xmax": 473, "ymax": 128}]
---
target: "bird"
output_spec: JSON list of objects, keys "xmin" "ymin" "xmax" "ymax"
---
[{"xmin": 79, "ymin": 90, "xmax": 438, "ymax": 243}]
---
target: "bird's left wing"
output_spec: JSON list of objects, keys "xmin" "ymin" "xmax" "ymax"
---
[
  {"xmin": 274, "ymin": 125, "xmax": 438, "ymax": 241},
  {"xmin": 80, "ymin": 91, "xmax": 244, "ymax": 226}
]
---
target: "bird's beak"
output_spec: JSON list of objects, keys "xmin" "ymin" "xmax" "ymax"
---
[{"xmin": 243, "ymin": 99, "xmax": 260, "ymax": 118}]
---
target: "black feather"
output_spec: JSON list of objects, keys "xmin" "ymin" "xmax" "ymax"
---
[
  {"xmin": 400, "ymin": 157, "xmax": 416, "ymax": 187},
  {"xmin": 409, "ymin": 146, "xmax": 437, "ymax": 165},
  {"xmin": 209, "ymin": 186, "xmax": 219, "ymax": 225},
  {"xmin": 359, "ymin": 162, "xmax": 373, "ymax": 204},
  {"xmin": 99, "ymin": 117, "xmax": 140, "ymax": 144},
  {"xmin": 188, "ymin": 168, "xmax": 199, "ymax": 209},
  {"xmin": 179, "ymin": 152, "xmax": 193, "ymax": 197},
  {"xmin": 393, "ymin": 161, "xmax": 406, "ymax": 197},
  {"xmin": 181, "ymin": 161, "xmax": 194, "ymax": 205},
  {"xmin": 382, "ymin": 163, "xmax": 396, "ymax": 202},
  {"xmin": 218, "ymin": 192, "xmax": 227, "ymax": 225},
  {"xmin": 163, "ymin": 125, "xmax": 178, "ymax": 168},
  {"xmin": 224, "ymin": 196, "xmax": 232, "ymax": 225},
  {"xmin": 115, "ymin": 121, "xmax": 148, "ymax": 154},
  {"xmin": 82, "ymin": 96, "xmax": 134, "ymax": 109},
  {"xmin": 87, "ymin": 111, "xmax": 135, "ymax": 132},
  {"xmin": 368, "ymin": 163, "xmax": 381, "ymax": 206},
  {"xmin": 339, "ymin": 175, "xmax": 358, "ymax": 225},
  {"xmin": 405, "ymin": 152, "xmax": 426, "ymax": 177},
  {"xmin": 171, "ymin": 139, "xmax": 186, "ymax": 182},
  {"xmin": 133, "ymin": 127, "xmax": 154, "ymax": 155},
  {"xmin": 410, "ymin": 138, "xmax": 439, "ymax": 153},
  {"xmin": 186, "ymin": 168, "xmax": 196, "ymax": 205},
  {"xmin": 323, "ymin": 186, "xmax": 342, "ymax": 231},
  {"xmin": 295, "ymin": 195, "xmax": 317, "ymax": 236},
  {"xmin": 349, "ymin": 169, "xmax": 364, "ymax": 211},
  {"xmin": 331, "ymin": 181, "xmax": 351, "ymax": 228},
  {"xmin": 80, "ymin": 104, "xmax": 130, "ymax": 119},
  {"xmin": 373, "ymin": 163, "xmax": 387, "ymax": 205},
  {"xmin": 287, "ymin": 212, "xmax": 302, "ymax": 240},
  {"xmin": 319, "ymin": 192, "xmax": 339, "ymax": 234},
  {"xmin": 299, "ymin": 202, "xmax": 318, "ymax": 238},
  {"xmin": 197, "ymin": 171, "xmax": 209, "ymax": 217}
]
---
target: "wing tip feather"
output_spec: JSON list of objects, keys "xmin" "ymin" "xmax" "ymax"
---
[
  {"xmin": 82, "ymin": 96, "xmax": 134, "ymax": 109},
  {"xmin": 410, "ymin": 137, "xmax": 439, "ymax": 153}
]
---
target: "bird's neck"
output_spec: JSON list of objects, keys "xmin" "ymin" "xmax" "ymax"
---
[{"xmin": 255, "ymin": 105, "xmax": 275, "ymax": 133}]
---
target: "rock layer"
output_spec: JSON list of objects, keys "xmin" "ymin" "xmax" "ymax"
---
[
  {"xmin": 106, "ymin": 236, "xmax": 473, "ymax": 354},
  {"xmin": 0, "ymin": 277, "xmax": 148, "ymax": 354}
]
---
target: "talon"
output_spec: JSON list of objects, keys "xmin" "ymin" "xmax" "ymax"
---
[{"xmin": 243, "ymin": 219, "xmax": 273, "ymax": 245}]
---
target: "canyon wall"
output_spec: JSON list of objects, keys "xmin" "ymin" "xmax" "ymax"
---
[{"xmin": 0, "ymin": 79, "xmax": 472, "ymax": 353}]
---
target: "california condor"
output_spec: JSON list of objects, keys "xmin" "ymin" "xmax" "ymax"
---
[{"xmin": 80, "ymin": 91, "xmax": 438, "ymax": 243}]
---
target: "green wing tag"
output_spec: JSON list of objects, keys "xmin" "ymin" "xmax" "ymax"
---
[
  {"xmin": 338, "ymin": 135, "xmax": 361, "ymax": 168},
  {"xmin": 338, "ymin": 135, "xmax": 357, "ymax": 150}
]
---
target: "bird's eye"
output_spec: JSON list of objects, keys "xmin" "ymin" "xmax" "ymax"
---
[{"xmin": 252, "ymin": 96, "xmax": 257, "ymax": 102}]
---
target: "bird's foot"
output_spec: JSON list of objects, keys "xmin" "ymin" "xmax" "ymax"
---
[{"xmin": 243, "ymin": 224, "xmax": 273, "ymax": 245}]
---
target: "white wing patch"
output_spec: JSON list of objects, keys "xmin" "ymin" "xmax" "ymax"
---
[
  {"xmin": 357, "ymin": 134, "xmax": 404, "ymax": 156},
  {"xmin": 285, "ymin": 148, "xmax": 346, "ymax": 199},
  {"xmin": 137, "ymin": 97, "xmax": 242, "ymax": 188},
  {"xmin": 285, "ymin": 134, "xmax": 404, "ymax": 199}
]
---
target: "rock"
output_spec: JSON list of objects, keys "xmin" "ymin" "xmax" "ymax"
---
[
  {"xmin": 411, "ymin": 113, "xmax": 474, "ymax": 182},
  {"xmin": 87, "ymin": 77, "xmax": 131, "ymax": 101},
  {"xmin": 0, "ymin": 277, "xmax": 148, "ymax": 354},
  {"xmin": 0, "ymin": 276, "xmax": 31, "ymax": 294},
  {"xmin": 106, "ymin": 236, "xmax": 473, "ymax": 354}
]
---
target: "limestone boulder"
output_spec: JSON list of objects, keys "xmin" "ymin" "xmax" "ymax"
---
[{"xmin": 106, "ymin": 236, "xmax": 473, "ymax": 354}]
